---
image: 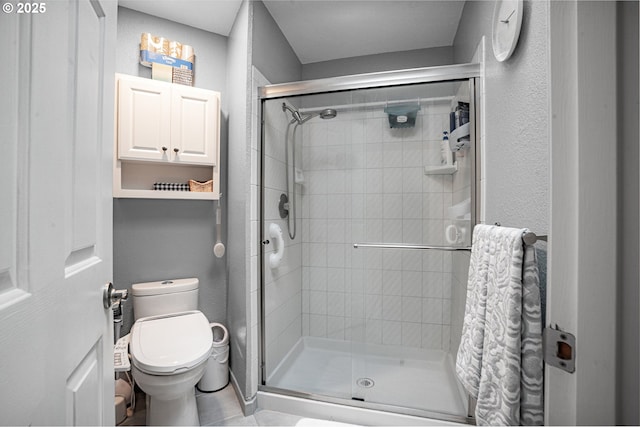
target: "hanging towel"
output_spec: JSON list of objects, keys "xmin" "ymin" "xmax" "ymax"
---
[{"xmin": 456, "ymin": 224, "xmax": 543, "ymax": 426}]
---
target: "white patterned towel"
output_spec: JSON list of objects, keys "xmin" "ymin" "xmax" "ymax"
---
[{"xmin": 456, "ymin": 224, "xmax": 543, "ymax": 426}]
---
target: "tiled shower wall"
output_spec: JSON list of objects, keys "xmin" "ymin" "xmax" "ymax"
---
[
  {"xmin": 299, "ymin": 102, "xmax": 458, "ymax": 351},
  {"xmin": 260, "ymin": 76, "xmax": 305, "ymax": 378}
]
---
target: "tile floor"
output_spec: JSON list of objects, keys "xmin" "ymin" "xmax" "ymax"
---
[{"xmin": 119, "ymin": 382, "xmax": 356, "ymax": 426}]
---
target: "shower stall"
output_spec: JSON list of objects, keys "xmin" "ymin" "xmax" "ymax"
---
[{"xmin": 259, "ymin": 64, "xmax": 480, "ymax": 424}]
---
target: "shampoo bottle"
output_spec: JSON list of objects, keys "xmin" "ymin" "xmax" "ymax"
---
[{"xmin": 441, "ymin": 131, "xmax": 453, "ymax": 166}]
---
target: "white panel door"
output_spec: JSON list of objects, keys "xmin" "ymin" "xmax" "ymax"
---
[
  {"xmin": 171, "ymin": 84, "xmax": 219, "ymax": 165},
  {"xmin": 118, "ymin": 75, "xmax": 172, "ymax": 161},
  {"xmin": 0, "ymin": 1, "xmax": 116, "ymax": 425}
]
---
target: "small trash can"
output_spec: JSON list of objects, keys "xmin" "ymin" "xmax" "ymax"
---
[{"xmin": 197, "ymin": 323, "xmax": 229, "ymax": 392}]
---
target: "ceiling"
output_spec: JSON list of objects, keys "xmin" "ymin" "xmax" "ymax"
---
[{"xmin": 118, "ymin": 0, "xmax": 465, "ymax": 64}]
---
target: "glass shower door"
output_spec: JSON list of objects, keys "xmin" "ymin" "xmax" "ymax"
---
[{"xmin": 260, "ymin": 73, "xmax": 477, "ymax": 421}]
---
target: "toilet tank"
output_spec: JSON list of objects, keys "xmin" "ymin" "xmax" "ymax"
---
[{"xmin": 131, "ymin": 278, "xmax": 199, "ymax": 320}]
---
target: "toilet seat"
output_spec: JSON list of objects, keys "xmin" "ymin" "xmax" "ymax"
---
[{"xmin": 130, "ymin": 310, "xmax": 212, "ymax": 375}]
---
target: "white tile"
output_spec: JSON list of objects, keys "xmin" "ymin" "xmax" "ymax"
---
[
  {"xmin": 309, "ymin": 290, "xmax": 327, "ymax": 315},
  {"xmin": 327, "ymin": 268, "xmax": 346, "ymax": 292},
  {"xmin": 365, "ymin": 143, "xmax": 383, "ymax": 168},
  {"xmin": 383, "ymin": 168, "xmax": 403, "ymax": 193},
  {"xmin": 306, "ymin": 170, "xmax": 328, "ymax": 195},
  {"xmin": 351, "ymin": 292, "xmax": 365, "ymax": 319},
  {"xmin": 308, "ymin": 219, "xmax": 328, "ymax": 242},
  {"xmin": 423, "ymin": 251, "xmax": 444, "ymax": 272},
  {"xmin": 309, "ymin": 243, "xmax": 327, "ymax": 267},
  {"xmin": 382, "ymin": 219, "xmax": 402, "ymax": 242},
  {"xmin": 382, "ymin": 142, "xmax": 403, "ymax": 167},
  {"xmin": 442, "ymin": 299, "xmax": 452, "ymax": 325},
  {"xmin": 421, "ymin": 324, "xmax": 443, "ymax": 349},
  {"xmin": 351, "ymin": 168, "xmax": 365, "ymax": 192},
  {"xmin": 326, "ymin": 170, "xmax": 347, "ymax": 194},
  {"xmin": 309, "ymin": 314, "xmax": 327, "ymax": 337},
  {"xmin": 402, "ymin": 167, "xmax": 423, "ymax": 193},
  {"xmin": 327, "ymin": 316, "xmax": 345, "ymax": 340},
  {"xmin": 382, "ymin": 295, "xmax": 402, "ymax": 321},
  {"xmin": 402, "ymin": 322, "xmax": 422, "ymax": 348},
  {"xmin": 382, "ymin": 270, "xmax": 402, "ymax": 295},
  {"xmin": 327, "ymin": 243, "xmax": 345, "ymax": 268},
  {"xmin": 383, "ymin": 194, "xmax": 403, "ymax": 218},
  {"xmin": 402, "ymin": 271, "xmax": 422, "ymax": 297},
  {"xmin": 309, "ymin": 194, "xmax": 328, "ymax": 219},
  {"xmin": 365, "ymin": 168, "xmax": 383, "ymax": 193},
  {"xmin": 365, "ymin": 194, "xmax": 383, "ymax": 219},
  {"xmin": 364, "ymin": 268, "xmax": 383, "ymax": 294},
  {"xmin": 402, "ymin": 297, "xmax": 422, "ymax": 323},
  {"xmin": 327, "ymin": 220, "xmax": 346, "ymax": 243},
  {"xmin": 382, "ymin": 320, "xmax": 402, "ymax": 345},
  {"xmin": 402, "ymin": 251, "xmax": 422, "ymax": 271},
  {"xmin": 402, "ymin": 219, "xmax": 422, "ymax": 244},
  {"xmin": 309, "ymin": 266, "xmax": 328, "ymax": 291},
  {"xmin": 402, "ymin": 193, "xmax": 423, "ymax": 219},
  {"xmin": 364, "ymin": 293, "xmax": 382, "ymax": 319},
  {"xmin": 423, "ymin": 272, "xmax": 444, "ymax": 298},
  {"xmin": 380, "ymin": 249, "xmax": 401, "ymax": 272},
  {"xmin": 365, "ymin": 318, "xmax": 382, "ymax": 344},
  {"xmin": 424, "ymin": 193, "xmax": 445, "ymax": 219},
  {"xmin": 422, "ymin": 298, "xmax": 443, "ymax": 324},
  {"xmin": 327, "ymin": 292, "xmax": 345, "ymax": 317},
  {"xmin": 364, "ymin": 118, "xmax": 383, "ymax": 143},
  {"xmin": 327, "ymin": 194, "xmax": 347, "ymax": 219},
  {"xmin": 351, "ymin": 269, "xmax": 364, "ymax": 294},
  {"xmin": 364, "ymin": 219, "xmax": 383, "ymax": 242},
  {"xmin": 402, "ymin": 141, "xmax": 423, "ymax": 168}
]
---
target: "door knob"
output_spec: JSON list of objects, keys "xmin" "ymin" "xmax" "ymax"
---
[
  {"xmin": 174, "ymin": 148, "xmax": 179, "ymax": 153},
  {"xmin": 103, "ymin": 282, "xmax": 128, "ymax": 309}
]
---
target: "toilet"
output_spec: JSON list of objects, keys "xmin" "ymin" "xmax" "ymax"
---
[{"xmin": 129, "ymin": 278, "xmax": 212, "ymax": 426}]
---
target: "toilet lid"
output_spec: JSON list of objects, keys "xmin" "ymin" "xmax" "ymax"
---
[{"xmin": 130, "ymin": 311, "xmax": 212, "ymax": 375}]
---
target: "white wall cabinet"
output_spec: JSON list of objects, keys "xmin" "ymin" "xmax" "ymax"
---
[{"xmin": 114, "ymin": 74, "xmax": 221, "ymax": 199}]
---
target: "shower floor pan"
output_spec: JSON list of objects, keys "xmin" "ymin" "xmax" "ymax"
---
[{"xmin": 266, "ymin": 337, "xmax": 467, "ymax": 417}]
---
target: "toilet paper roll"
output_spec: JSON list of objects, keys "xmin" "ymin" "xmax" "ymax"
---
[{"xmin": 445, "ymin": 224, "xmax": 461, "ymax": 244}]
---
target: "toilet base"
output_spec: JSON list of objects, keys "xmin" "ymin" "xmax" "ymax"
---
[{"xmin": 146, "ymin": 389, "xmax": 200, "ymax": 426}]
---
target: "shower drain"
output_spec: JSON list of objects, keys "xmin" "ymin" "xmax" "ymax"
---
[{"xmin": 356, "ymin": 377, "xmax": 375, "ymax": 388}]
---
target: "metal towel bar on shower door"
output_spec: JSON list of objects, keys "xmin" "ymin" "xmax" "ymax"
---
[
  {"xmin": 352, "ymin": 243, "xmax": 472, "ymax": 251},
  {"xmin": 353, "ymin": 232, "xmax": 543, "ymax": 252}
]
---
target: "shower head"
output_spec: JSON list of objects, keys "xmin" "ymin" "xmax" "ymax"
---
[
  {"xmin": 282, "ymin": 103, "xmax": 337, "ymax": 124},
  {"xmin": 282, "ymin": 102, "xmax": 310, "ymax": 125},
  {"xmin": 319, "ymin": 109, "xmax": 337, "ymax": 119}
]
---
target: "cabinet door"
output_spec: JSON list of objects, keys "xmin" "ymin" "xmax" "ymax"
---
[
  {"xmin": 118, "ymin": 76, "xmax": 171, "ymax": 161},
  {"xmin": 171, "ymin": 84, "xmax": 219, "ymax": 165}
]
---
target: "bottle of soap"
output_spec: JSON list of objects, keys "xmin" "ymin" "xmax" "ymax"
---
[{"xmin": 441, "ymin": 131, "xmax": 453, "ymax": 166}]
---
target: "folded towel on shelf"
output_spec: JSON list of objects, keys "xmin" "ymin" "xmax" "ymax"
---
[
  {"xmin": 153, "ymin": 182, "xmax": 190, "ymax": 191},
  {"xmin": 456, "ymin": 224, "xmax": 543, "ymax": 426}
]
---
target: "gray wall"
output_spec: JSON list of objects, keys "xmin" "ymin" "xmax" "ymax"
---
[
  {"xmin": 116, "ymin": 7, "xmax": 227, "ymax": 94},
  {"xmin": 114, "ymin": 7, "xmax": 229, "ymax": 333},
  {"xmin": 617, "ymin": 1, "xmax": 639, "ymax": 424},
  {"xmin": 251, "ymin": 0, "xmax": 302, "ymax": 84},
  {"xmin": 453, "ymin": 0, "xmax": 549, "ymax": 234},
  {"xmin": 226, "ymin": 0, "xmax": 252, "ymax": 402},
  {"xmin": 301, "ymin": 46, "xmax": 453, "ymax": 80}
]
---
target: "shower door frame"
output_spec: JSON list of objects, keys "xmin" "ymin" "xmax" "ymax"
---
[{"xmin": 258, "ymin": 62, "xmax": 481, "ymax": 424}]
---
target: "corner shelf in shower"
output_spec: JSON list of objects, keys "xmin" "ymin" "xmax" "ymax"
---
[{"xmin": 424, "ymin": 162, "xmax": 458, "ymax": 175}]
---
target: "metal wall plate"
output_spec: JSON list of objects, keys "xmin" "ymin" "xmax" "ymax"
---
[{"xmin": 543, "ymin": 326, "xmax": 576, "ymax": 373}]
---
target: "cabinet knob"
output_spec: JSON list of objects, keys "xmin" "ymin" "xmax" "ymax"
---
[
  {"xmin": 162, "ymin": 146, "xmax": 168, "ymax": 152},
  {"xmin": 174, "ymin": 148, "xmax": 179, "ymax": 153}
]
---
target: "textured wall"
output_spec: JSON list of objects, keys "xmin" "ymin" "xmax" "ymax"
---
[
  {"xmin": 302, "ymin": 46, "xmax": 454, "ymax": 80},
  {"xmin": 114, "ymin": 7, "xmax": 229, "ymax": 333},
  {"xmin": 453, "ymin": 0, "xmax": 549, "ymax": 234},
  {"xmin": 226, "ymin": 0, "xmax": 252, "ymax": 401},
  {"xmin": 251, "ymin": 1, "xmax": 302, "ymax": 84}
]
